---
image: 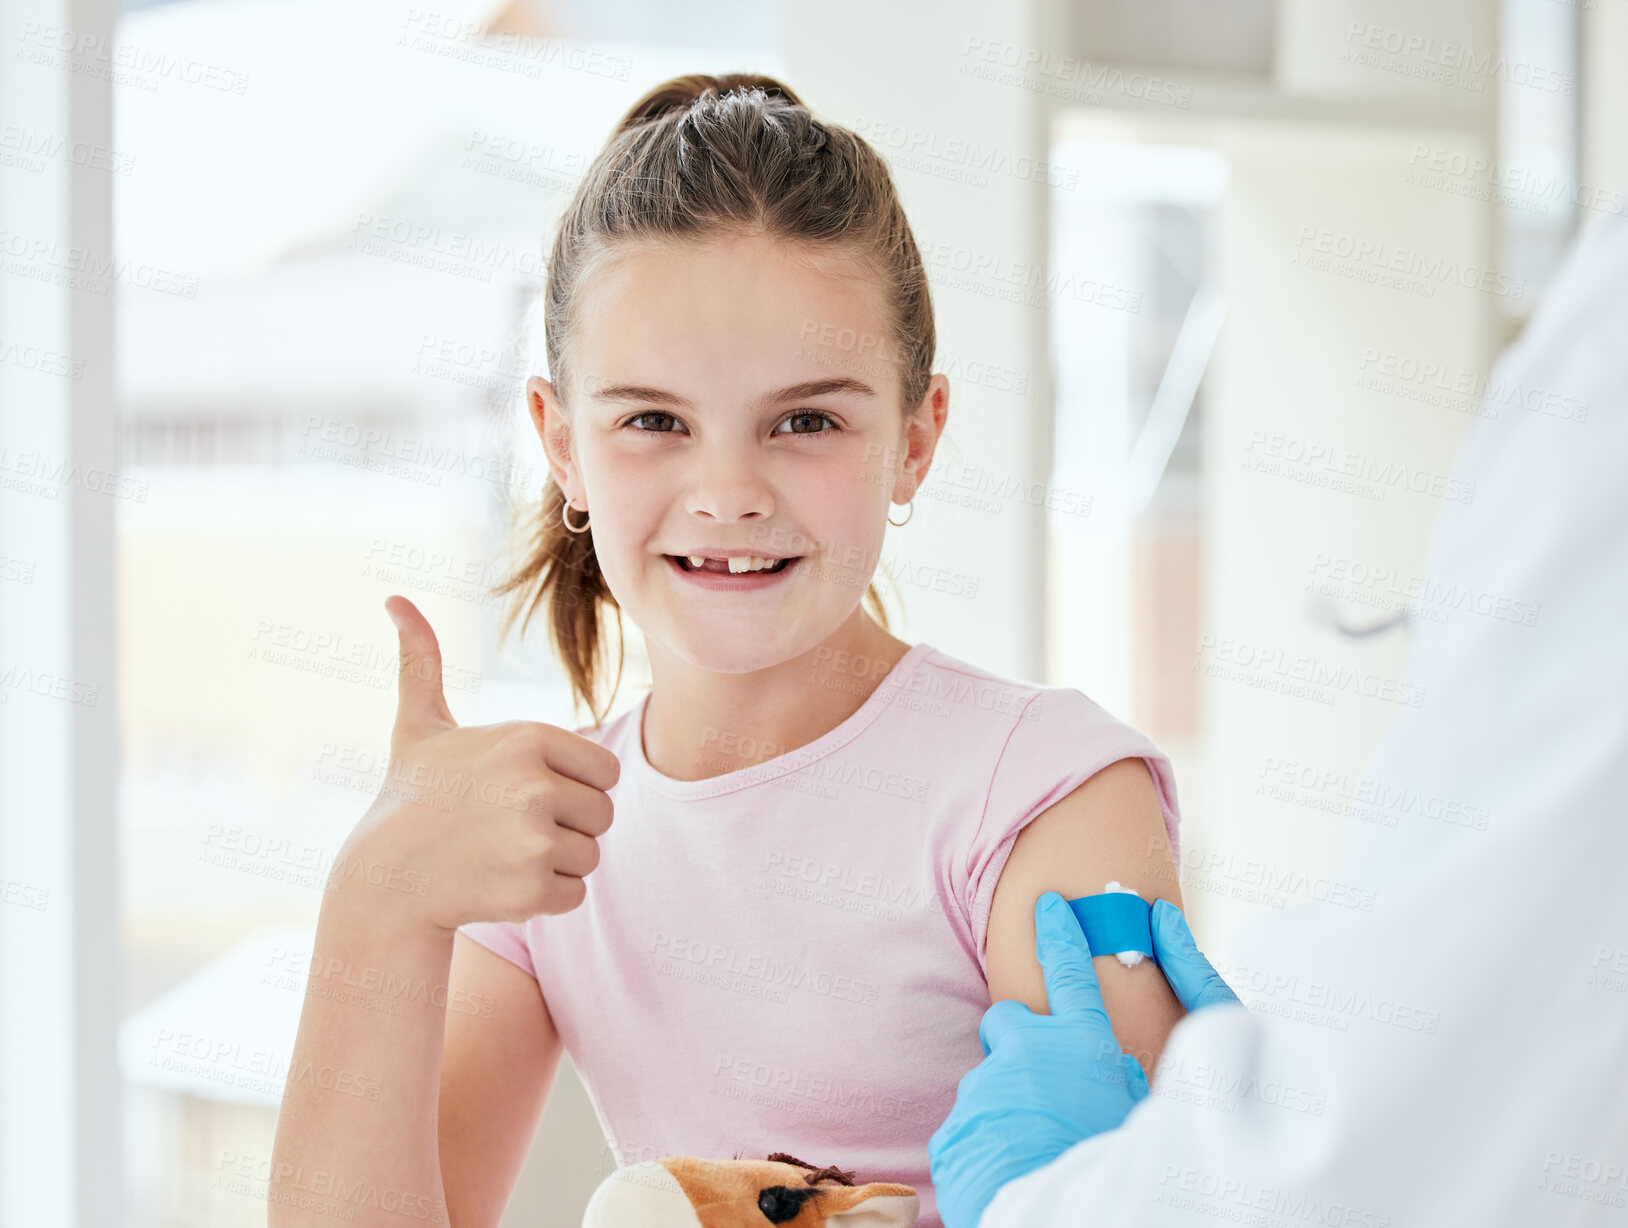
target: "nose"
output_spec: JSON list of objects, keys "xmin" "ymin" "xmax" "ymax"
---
[{"xmin": 684, "ymin": 440, "xmax": 775, "ymax": 523}]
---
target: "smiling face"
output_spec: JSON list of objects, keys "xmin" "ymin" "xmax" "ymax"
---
[{"xmin": 531, "ymin": 232, "xmax": 946, "ymax": 675}]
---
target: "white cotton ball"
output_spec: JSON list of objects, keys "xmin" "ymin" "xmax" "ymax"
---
[{"xmin": 1103, "ymin": 881, "xmax": 1147, "ymax": 967}]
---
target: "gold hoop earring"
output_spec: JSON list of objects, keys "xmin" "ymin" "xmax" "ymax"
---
[
  {"xmin": 562, "ymin": 501, "xmax": 591, "ymax": 534},
  {"xmin": 887, "ymin": 499, "xmax": 914, "ymax": 528}
]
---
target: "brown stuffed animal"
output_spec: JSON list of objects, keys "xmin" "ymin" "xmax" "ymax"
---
[{"xmin": 582, "ymin": 1152, "xmax": 919, "ymax": 1226}]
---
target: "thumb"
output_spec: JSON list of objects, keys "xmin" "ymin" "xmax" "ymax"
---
[
  {"xmin": 1151, "ymin": 899, "xmax": 1243, "ymax": 1013},
  {"xmin": 1033, "ymin": 892, "xmax": 1111, "ymax": 1028},
  {"xmin": 385, "ymin": 595, "xmax": 456, "ymax": 740}
]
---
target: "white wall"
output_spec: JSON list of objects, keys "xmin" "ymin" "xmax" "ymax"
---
[{"xmin": 1200, "ymin": 118, "xmax": 1492, "ymax": 949}]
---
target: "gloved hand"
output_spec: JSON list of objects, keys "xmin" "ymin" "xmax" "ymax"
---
[
  {"xmin": 1150, "ymin": 898, "xmax": 1243, "ymax": 1012},
  {"xmin": 928, "ymin": 891, "xmax": 1149, "ymax": 1228}
]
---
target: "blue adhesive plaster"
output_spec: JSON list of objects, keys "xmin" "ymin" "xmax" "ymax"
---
[{"xmin": 1067, "ymin": 892, "xmax": 1155, "ymax": 958}]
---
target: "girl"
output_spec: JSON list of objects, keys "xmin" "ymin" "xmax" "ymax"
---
[{"xmin": 272, "ymin": 74, "xmax": 1187, "ymax": 1228}]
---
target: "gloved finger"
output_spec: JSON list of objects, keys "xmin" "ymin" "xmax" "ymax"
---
[
  {"xmin": 977, "ymin": 998, "xmax": 1036, "ymax": 1057},
  {"xmin": 1120, "ymin": 1052, "xmax": 1150, "ymax": 1102},
  {"xmin": 1033, "ymin": 891, "xmax": 1112, "ymax": 1028},
  {"xmin": 1151, "ymin": 899, "xmax": 1243, "ymax": 1012}
]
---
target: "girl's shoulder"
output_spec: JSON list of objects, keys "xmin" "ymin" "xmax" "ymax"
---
[{"xmin": 906, "ymin": 643, "xmax": 1175, "ymax": 824}]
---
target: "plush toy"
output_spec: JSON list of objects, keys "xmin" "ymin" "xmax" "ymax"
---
[{"xmin": 582, "ymin": 1152, "xmax": 920, "ymax": 1226}]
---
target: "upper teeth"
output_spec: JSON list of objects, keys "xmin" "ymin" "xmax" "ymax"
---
[{"xmin": 687, "ymin": 556, "xmax": 781, "ymax": 573}]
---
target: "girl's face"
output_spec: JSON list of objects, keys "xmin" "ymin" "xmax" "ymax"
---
[{"xmin": 531, "ymin": 233, "xmax": 946, "ymax": 675}]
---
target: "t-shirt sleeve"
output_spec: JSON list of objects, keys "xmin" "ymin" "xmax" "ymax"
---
[
  {"xmin": 457, "ymin": 920, "xmax": 536, "ymax": 978},
  {"xmin": 960, "ymin": 686, "xmax": 1183, "ymax": 979}
]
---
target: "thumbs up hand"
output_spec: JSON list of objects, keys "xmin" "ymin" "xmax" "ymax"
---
[
  {"xmin": 334, "ymin": 595, "xmax": 620, "ymax": 934},
  {"xmin": 928, "ymin": 892, "xmax": 1149, "ymax": 1228}
]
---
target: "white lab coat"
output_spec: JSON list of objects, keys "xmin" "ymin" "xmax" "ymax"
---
[{"xmin": 983, "ymin": 211, "xmax": 1628, "ymax": 1227}]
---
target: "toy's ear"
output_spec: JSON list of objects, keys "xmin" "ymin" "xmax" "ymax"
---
[
  {"xmin": 581, "ymin": 1161, "xmax": 700, "ymax": 1228},
  {"xmin": 820, "ymin": 1183, "xmax": 920, "ymax": 1227}
]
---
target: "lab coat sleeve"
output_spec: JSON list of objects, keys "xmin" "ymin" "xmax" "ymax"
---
[{"xmin": 982, "ymin": 213, "xmax": 1628, "ymax": 1228}]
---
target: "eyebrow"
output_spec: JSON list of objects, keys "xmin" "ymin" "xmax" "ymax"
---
[{"xmin": 589, "ymin": 376, "xmax": 878, "ymax": 411}]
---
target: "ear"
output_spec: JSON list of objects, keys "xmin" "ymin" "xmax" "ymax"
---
[
  {"xmin": 821, "ymin": 1184, "xmax": 920, "ymax": 1227},
  {"xmin": 527, "ymin": 374, "xmax": 583, "ymax": 503},
  {"xmin": 892, "ymin": 373, "xmax": 949, "ymax": 506},
  {"xmin": 580, "ymin": 1160, "xmax": 702, "ymax": 1228}
]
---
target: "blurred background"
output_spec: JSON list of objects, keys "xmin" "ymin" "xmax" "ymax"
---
[{"xmin": 0, "ymin": 0, "xmax": 1622, "ymax": 1223}]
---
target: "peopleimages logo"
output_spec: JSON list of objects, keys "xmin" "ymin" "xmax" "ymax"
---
[
  {"xmin": 14, "ymin": 22, "xmax": 252, "ymax": 94},
  {"xmin": 1341, "ymin": 21, "xmax": 1574, "ymax": 95},
  {"xmin": 1292, "ymin": 225, "xmax": 1525, "ymax": 300},
  {"xmin": 1241, "ymin": 430, "xmax": 1477, "ymax": 505},
  {"xmin": 1257, "ymin": 754, "xmax": 1492, "ymax": 832},
  {"xmin": 647, "ymin": 931, "xmax": 882, "ymax": 1005},
  {"xmin": 958, "ymin": 36, "xmax": 1193, "ymax": 108}
]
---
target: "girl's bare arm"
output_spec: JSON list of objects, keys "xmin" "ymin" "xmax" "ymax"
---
[
  {"xmin": 269, "ymin": 894, "xmax": 562, "ymax": 1228},
  {"xmin": 269, "ymin": 881, "xmax": 458, "ymax": 1227},
  {"xmin": 984, "ymin": 757, "xmax": 1188, "ymax": 1084},
  {"xmin": 271, "ymin": 595, "xmax": 613, "ymax": 1227},
  {"xmin": 438, "ymin": 934, "xmax": 564, "ymax": 1227}
]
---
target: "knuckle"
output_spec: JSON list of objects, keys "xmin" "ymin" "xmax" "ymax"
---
[
  {"xmin": 506, "ymin": 825, "xmax": 554, "ymax": 869},
  {"xmin": 493, "ymin": 719, "xmax": 546, "ymax": 747}
]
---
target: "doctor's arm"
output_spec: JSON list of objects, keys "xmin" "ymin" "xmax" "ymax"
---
[{"xmin": 984, "ymin": 757, "xmax": 1188, "ymax": 1082}]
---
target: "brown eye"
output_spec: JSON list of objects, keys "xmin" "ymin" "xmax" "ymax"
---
[
  {"xmin": 775, "ymin": 411, "xmax": 839, "ymax": 436},
  {"xmin": 628, "ymin": 412, "xmax": 683, "ymax": 433}
]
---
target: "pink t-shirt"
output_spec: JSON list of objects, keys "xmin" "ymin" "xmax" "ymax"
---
[{"xmin": 459, "ymin": 640, "xmax": 1181, "ymax": 1228}]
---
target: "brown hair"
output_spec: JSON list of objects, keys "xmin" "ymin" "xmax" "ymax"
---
[{"xmin": 488, "ymin": 73, "xmax": 936, "ymax": 729}]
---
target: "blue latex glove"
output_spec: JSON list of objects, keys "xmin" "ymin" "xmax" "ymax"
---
[
  {"xmin": 929, "ymin": 894, "xmax": 1245, "ymax": 1227},
  {"xmin": 1150, "ymin": 898, "xmax": 1244, "ymax": 1012},
  {"xmin": 928, "ymin": 891, "xmax": 1149, "ymax": 1228}
]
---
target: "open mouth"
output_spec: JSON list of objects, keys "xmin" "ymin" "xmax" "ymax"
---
[{"xmin": 667, "ymin": 555, "xmax": 799, "ymax": 576}]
